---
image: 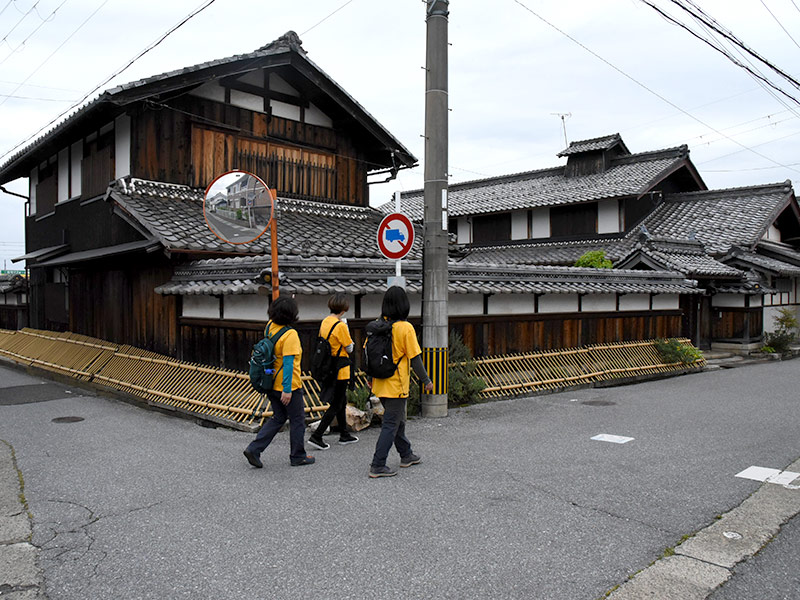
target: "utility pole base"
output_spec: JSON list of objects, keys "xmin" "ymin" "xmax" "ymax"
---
[{"xmin": 421, "ymin": 394, "xmax": 448, "ymax": 418}]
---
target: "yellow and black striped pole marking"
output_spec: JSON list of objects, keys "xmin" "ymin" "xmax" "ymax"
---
[{"xmin": 422, "ymin": 347, "xmax": 448, "ymax": 395}]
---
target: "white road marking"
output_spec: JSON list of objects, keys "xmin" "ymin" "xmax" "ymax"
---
[
  {"xmin": 735, "ymin": 466, "xmax": 800, "ymax": 486},
  {"xmin": 591, "ymin": 434, "xmax": 634, "ymax": 444}
]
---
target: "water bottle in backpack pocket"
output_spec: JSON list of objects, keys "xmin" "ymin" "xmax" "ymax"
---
[{"xmin": 248, "ymin": 322, "xmax": 290, "ymax": 394}]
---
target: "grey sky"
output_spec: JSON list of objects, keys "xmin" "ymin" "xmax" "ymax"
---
[{"xmin": 1, "ymin": 0, "xmax": 799, "ymax": 268}]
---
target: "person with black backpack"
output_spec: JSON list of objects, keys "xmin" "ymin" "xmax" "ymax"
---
[
  {"xmin": 308, "ymin": 292, "xmax": 358, "ymax": 450},
  {"xmin": 243, "ymin": 296, "xmax": 315, "ymax": 468},
  {"xmin": 366, "ymin": 286, "xmax": 433, "ymax": 478}
]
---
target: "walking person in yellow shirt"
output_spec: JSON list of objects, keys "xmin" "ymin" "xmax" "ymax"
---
[
  {"xmin": 368, "ymin": 286, "xmax": 434, "ymax": 478},
  {"xmin": 308, "ymin": 293, "xmax": 359, "ymax": 449},
  {"xmin": 243, "ymin": 296, "xmax": 315, "ymax": 468}
]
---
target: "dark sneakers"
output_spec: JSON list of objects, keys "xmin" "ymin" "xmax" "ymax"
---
[
  {"xmin": 243, "ymin": 450, "xmax": 263, "ymax": 469},
  {"xmin": 369, "ymin": 465, "xmax": 397, "ymax": 478},
  {"xmin": 338, "ymin": 434, "xmax": 359, "ymax": 445},
  {"xmin": 400, "ymin": 453, "xmax": 421, "ymax": 468},
  {"xmin": 290, "ymin": 455, "xmax": 316, "ymax": 466},
  {"xmin": 307, "ymin": 436, "xmax": 330, "ymax": 450}
]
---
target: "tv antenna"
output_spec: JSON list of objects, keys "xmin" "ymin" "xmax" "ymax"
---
[{"xmin": 551, "ymin": 112, "xmax": 571, "ymax": 147}]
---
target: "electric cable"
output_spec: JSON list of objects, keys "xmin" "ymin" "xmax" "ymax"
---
[
  {"xmin": 760, "ymin": 0, "xmax": 800, "ymax": 49},
  {"xmin": 511, "ymin": 0, "xmax": 800, "ymax": 175},
  {"xmin": 0, "ymin": 0, "xmax": 41, "ymax": 46},
  {"xmin": 300, "ymin": 0, "xmax": 355, "ymax": 36},
  {"xmin": 0, "ymin": 0, "xmax": 217, "ymax": 163},
  {"xmin": 0, "ymin": 0, "xmax": 69, "ymax": 66}
]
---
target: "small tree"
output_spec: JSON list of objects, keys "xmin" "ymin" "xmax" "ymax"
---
[
  {"xmin": 764, "ymin": 307, "xmax": 798, "ymax": 354},
  {"xmin": 574, "ymin": 250, "xmax": 612, "ymax": 269}
]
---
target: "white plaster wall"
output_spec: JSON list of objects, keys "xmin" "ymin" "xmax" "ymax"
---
[
  {"xmin": 359, "ymin": 292, "xmax": 421, "ymax": 319},
  {"xmin": 269, "ymin": 74, "xmax": 299, "ymax": 96},
  {"xmin": 712, "ymin": 294, "xmax": 745, "ymax": 308},
  {"xmin": 57, "ymin": 149, "xmax": 69, "ymax": 203},
  {"xmin": 763, "ymin": 224, "xmax": 781, "ymax": 242},
  {"xmin": 538, "ymin": 294, "xmax": 579, "ymax": 313},
  {"xmin": 29, "ymin": 168, "xmax": 37, "ymax": 214},
  {"xmin": 182, "ymin": 296, "xmax": 219, "ymax": 319},
  {"xmin": 290, "ymin": 294, "xmax": 329, "ymax": 322},
  {"xmin": 581, "ymin": 294, "xmax": 616, "ymax": 312},
  {"xmin": 239, "ymin": 70, "xmax": 265, "ymax": 87},
  {"xmin": 223, "ymin": 295, "xmax": 270, "ymax": 321},
  {"xmin": 531, "ymin": 207, "xmax": 550, "ymax": 238},
  {"xmin": 652, "ymin": 294, "xmax": 679, "ymax": 310},
  {"xmin": 488, "ymin": 294, "xmax": 535, "ymax": 315},
  {"xmin": 597, "ymin": 199, "xmax": 620, "ymax": 234},
  {"xmin": 70, "ymin": 141, "xmax": 82, "ymax": 198},
  {"xmin": 230, "ymin": 89, "xmax": 264, "ymax": 113},
  {"xmin": 511, "ymin": 211, "xmax": 528, "ymax": 240},
  {"xmin": 114, "ymin": 115, "xmax": 131, "ymax": 179},
  {"xmin": 619, "ymin": 294, "xmax": 649, "ymax": 311},
  {"xmin": 189, "ymin": 82, "xmax": 225, "ymax": 103},
  {"xmin": 750, "ymin": 295, "xmax": 763, "ymax": 307},
  {"xmin": 448, "ymin": 294, "xmax": 483, "ymax": 316},
  {"xmin": 271, "ymin": 100, "xmax": 301, "ymax": 121},
  {"xmin": 764, "ymin": 304, "xmax": 799, "ymax": 332},
  {"xmin": 305, "ymin": 103, "xmax": 333, "ymax": 128},
  {"xmin": 457, "ymin": 218, "xmax": 471, "ymax": 244},
  {"xmin": 361, "ymin": 294, "xmax": 383, "ymax": 319}
]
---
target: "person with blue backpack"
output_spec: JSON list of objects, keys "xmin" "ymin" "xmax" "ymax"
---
[
  {"xmin": 243, "ymin": 296, "xmax": 315, "ymax": 468},
  {"xmin": 366, "ymin": 286, "xmax": 433, "ymax": 478}
]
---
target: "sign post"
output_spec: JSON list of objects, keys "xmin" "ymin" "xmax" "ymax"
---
[{"xmin": 377, "ymin": 212, "xmax": 415, "ymax": 289}]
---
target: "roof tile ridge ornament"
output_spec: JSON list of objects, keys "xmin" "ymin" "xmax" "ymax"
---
[
  {"xmin": 256, "ymin": 31, "xmax": 306, "ymax": 55},
  {"xmin": 667, "ymin": 180, "xmax": 794, "ymax": 202}
]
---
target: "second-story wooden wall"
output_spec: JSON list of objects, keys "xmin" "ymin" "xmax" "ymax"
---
[{"xmin": 130, "ymin": 96, "xmax": 369, "ymax": 206}]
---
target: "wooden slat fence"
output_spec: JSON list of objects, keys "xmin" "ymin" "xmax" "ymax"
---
[
  {"xmin": 465, "ymin": 339, "xmax": 704, "ymax": 399},
  {"xmin": 0, "ymin": 329, "xmax": 704, "ymax": 428}
]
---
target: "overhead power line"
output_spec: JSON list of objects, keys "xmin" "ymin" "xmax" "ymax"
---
[
  {"xmin": 0, "ymin": 0, "xmax": 218, "ymax": 164},
  {"xmin": 760, "ymin": 0, "xmax": 800, "ymax": 50},
  {"xmin": 511, "ymin": 0, "xmax": 800, "ymax": 175}
]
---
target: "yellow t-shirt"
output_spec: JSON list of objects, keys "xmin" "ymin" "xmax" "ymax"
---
[
  {"xmin": 266, "ymin": 322, "xmax": 302, "ymax": 392},
  {"xmin": 370, "ymin": 320, "xmax": 422, "ymax": 399},
  {"xmin": 319, "ymin": 315, "xmax": 354, "ymax": 380}
]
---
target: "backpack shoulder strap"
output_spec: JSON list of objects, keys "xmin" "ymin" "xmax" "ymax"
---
[
  {"xmin": 270, "ymin": 325, "xmax": 290, "ymax": 344},
  {"xmin": 325, "ymin": 319, "xmax": 341, "ymax": 341}
]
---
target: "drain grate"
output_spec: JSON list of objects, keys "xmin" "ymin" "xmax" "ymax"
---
[{"xmin": 51, "ymin": 416, "xmax": 85, "ymax": 423}]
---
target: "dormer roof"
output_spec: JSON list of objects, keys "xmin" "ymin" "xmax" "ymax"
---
[{"xmin": 556, "ymin": 133, "xmax": 630, "ymax": 157}]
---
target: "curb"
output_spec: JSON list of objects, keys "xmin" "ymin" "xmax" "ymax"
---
[
  {"xmin": 0, "ymin": 440, "xmax": 47, "ymax": 599},
  {"xmin": 603, "ymin": 457, "xmax": 800, "ymax": 599}
]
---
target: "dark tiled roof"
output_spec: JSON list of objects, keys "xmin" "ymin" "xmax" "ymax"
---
[
  {"xmin": 386, "ymin": 146, "xmax": 691, "ymax": 220},
  {"xmin": 637, "ymin": 182, "xmax": 794, "ymax": 255},
  {"xmin": 0, "ymin": 32, "xmax": 415, "ymax": 181},
  {"xmin": 0, "ymin": 274, "xmax": 27, "ymax": 294},
  {"xmin": 155, "ymin": 254, "xmax": 701, "ymax": 296},
  {"xmin": 457, "ymin": 238, "xmax": 632, "ymax": 267},
  {"xmin": 725, "ymin": 245, "xmax": 800, "ymax": 277},
  {"xmin": 616, "ymin": 236, "xmax": 743, "ymax": 278},
  {"xmin": 109, "ymin": 178, "xmax": 421, "ymax": 261},
  {"xmin": 557, "ymin": 133, "xmax": 629, "ymax": 157}
]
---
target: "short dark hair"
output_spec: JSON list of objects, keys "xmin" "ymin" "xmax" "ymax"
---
[
  {"xmin": 381, "ymin": 286, "xmax": 410, "ymax": 321},
  {"xmin": 328, "ymin": 292, "xmax": 350, "ymax": 314},
  {"xmin": 268, "ymin": 296, "xmax": 299, "ymax": 325}
]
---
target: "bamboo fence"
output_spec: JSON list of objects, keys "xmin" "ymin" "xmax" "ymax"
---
[{"xmin": 0, "ymin": 328, "xmax": 704, "ymax": 427}]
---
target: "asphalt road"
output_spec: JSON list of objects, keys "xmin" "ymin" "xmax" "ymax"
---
[
  {"xmin": 205, "ymin": 210, "xmax": 266, "ymax": 244},
  {"xmin": 1, "ymin": 358, "xmax": 799, "ymax": 599}
]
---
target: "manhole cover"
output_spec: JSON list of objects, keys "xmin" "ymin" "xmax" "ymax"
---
[
  {"xmin": 51, "ymin": 416, "xmax": 85, "ymax": 423},
  {"xmin": 581, "ymin": 400, "xmax": 616, "ymax": 406}
]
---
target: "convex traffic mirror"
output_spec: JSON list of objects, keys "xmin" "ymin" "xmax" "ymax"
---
[{"xmin": 203, "ymin": 170, "xmax": 272, "ymax": 245}]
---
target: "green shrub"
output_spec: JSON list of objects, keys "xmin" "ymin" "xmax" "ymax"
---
[
  {"xmin": 760, "ymin": 345, "xmax": 776, "ymax": 354},
  {"xmin": 574, "ymin": 250, "xmax": 612, "ymax": 269},
  {"xmin": 346, "ymin": 385, "xmax": 372, "ymax": 411},
  {"xmin": 654, "ymin": 338, "xmax": 703, "ymax": 364},
  {"xmin": 405, "ymin": 332, "xmax": 486, "ymax": 414},
  {"xmin": 764, "ymin": 307, "xmax": 798, "ymax": 354},
  {"xmin": 236, "ymin": 209, "xmax": 243, "ymax": 220}
]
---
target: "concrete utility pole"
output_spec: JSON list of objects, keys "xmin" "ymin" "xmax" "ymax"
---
[{"xmin": 421, "ymin": 0, "xmax": 449, "ymax": 418}]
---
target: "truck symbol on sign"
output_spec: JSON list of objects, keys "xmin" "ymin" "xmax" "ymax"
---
[{"xmin": 385, "ymin": 228, "xmax": 405, "ymax": 243}]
